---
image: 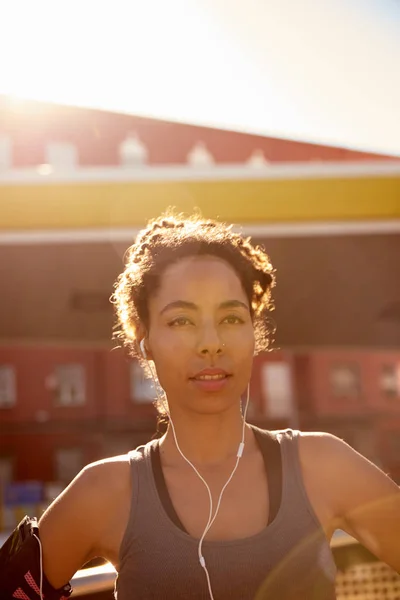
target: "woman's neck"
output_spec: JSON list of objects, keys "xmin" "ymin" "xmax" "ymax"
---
[{"xmin": 159, "ymin": 405, "xmax": 253, "ymax": 468}]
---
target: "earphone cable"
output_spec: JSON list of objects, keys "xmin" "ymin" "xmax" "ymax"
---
[
  {"xmin": 146, "ymin": 356, "xmax": 250, "ymax": 600},
  {"xmin": 32, "ymin": 533, "xmax": 44, "ymax": 600}
]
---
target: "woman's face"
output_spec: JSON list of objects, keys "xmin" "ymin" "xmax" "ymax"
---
[{"xmin": 146, "ymin": 255, "xmax": 255, "ymax": 415}]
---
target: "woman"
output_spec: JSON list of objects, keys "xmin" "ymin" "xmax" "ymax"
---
[{"xmin": 33, "ymin": 214, "xmax": 400, "ymax": 597}]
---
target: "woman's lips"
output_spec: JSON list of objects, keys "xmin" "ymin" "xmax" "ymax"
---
[{"xmin": 189, "ymin": 372, "xmax": 232, "ymax": 392}]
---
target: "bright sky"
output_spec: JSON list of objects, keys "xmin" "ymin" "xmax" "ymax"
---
[{"xmin": 1, "ymin": 0, "xmax": 400, "ymax": 155}]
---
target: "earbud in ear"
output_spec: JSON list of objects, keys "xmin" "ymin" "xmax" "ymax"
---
[{"xmin": 139, "ymin": 339, "xmax": 147, "ymax": 360}]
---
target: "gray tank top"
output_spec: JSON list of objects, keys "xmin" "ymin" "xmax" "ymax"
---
[{"xmin": 115, "ymin": 429, "xmax": 337, "ymax": 599}]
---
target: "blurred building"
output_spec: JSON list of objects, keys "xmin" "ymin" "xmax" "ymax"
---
[
  {"xmin": 1, "ymin": 95, "xmax": 400, "ymax": 526},
  {"xmin": 1, "ymin": 346, "xmax": 399, "ymax": 486}
]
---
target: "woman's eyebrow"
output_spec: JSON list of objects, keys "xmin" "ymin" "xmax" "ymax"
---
[
  {"xmin": 160, "ymin": 299, "xmax": 249, "ymax": 315},
  {"xmin": 219, "ymin": 300, "xmax": 250, "ymax": 311},
  {"xmin": 160, "ymin": 300, "xmax": 197, "ymax": 315}
]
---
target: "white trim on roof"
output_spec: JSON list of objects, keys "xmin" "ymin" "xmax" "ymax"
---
[
  {"xmin": 1, "ymin": 220, "xmax": 400, "ymax": 245},
  {"xmin": 0, "ymin": 160, "xmax": 400, "ymax": 185}
]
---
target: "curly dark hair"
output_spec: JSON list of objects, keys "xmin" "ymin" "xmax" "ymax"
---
[{"xmin": 111, "ymin": 211, "xmax": 276, "ymax": 362}]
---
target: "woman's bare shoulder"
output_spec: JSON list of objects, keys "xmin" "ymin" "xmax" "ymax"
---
[
  {"xmin": 85, "ymin": 452, "xmax": 132, "ymax": 487},
  {"xmin": 296, "ymin": 430, "xmax": 400, "ymax": 563},
  {"xmin": 38, "ymin": 452, "xmax": 133, "ymax": 588}
]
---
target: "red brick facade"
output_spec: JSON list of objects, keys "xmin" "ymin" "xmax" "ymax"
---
[{"xmin": 1, "ymin": 344, "xmax": 399, "ymax": 485}]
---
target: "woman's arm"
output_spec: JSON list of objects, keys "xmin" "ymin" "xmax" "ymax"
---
[
  {"xmin": 299, "ymin": 432, "xmax": 400, "ymax": 572},
  {"xmin": 38, "ymin": 461, "xmax": 119, "ymax": 589}
]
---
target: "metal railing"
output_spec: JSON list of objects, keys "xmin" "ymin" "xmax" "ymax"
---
[{"xmin": 69, "ymin": 533, "xmax": 400, "ymax": 598}]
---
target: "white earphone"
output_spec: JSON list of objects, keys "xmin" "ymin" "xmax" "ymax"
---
[
  {"xmin": 139, "ymin": 338, "xmax": 147, "ymax": 360},
  {"xmin": 139, "ymin": 338, "xmax": 250, "ymax": 600}
]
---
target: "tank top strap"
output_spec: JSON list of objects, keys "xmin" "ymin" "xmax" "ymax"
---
[
  {"xmin": 118, "ymin": 441, "xmax": 157, "ymax": 566},
  {"xmin": 276, "ymin": 428, "xmax": 325, "ymax": 532}
]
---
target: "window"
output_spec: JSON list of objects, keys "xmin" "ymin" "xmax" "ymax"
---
[
  {"xmin": 186, "ymin": 141, "xmax": 215, "ymax": 166},
  {"xmin": 330, "ymin": 363, "xmax": 360, "ymax": 398},
  {"xmin": 54, "ymin": 364, "xmax": 86, "ymax": 406},
  {"xmin": 55, "ymin": 448, "xmax": 83, "ymax": 484},
  {"xmin": 130, "ymin": 362, "xmax": 156, "ymax": 403},
  {"xmin": 0, "ymin": 365, "xmax": 16, "ymax": 408},
  {"xmin": 0, "ymin": 456, "xmax": 14, "ymax": 490},
  {"xmin": 0, "ymin": 455, "xmax": 15, "ymax": 527},
  {"xmin": 45, "ymin": 142, "xmax": 78, "ymax": 169},
  {"xmin": 380, "ymin": 363, "xmax": 400, "ymax": 398},
  {"xmin": 262, "ymin": 362, "xmax": 293, "ymax": 418},
  {"xmin": 119, "ymin": 133, "xmax": 148, "ymax": 166},
  {"xmin": 0, "ymin": 135, "xmax": 12, "ymax": 169}
]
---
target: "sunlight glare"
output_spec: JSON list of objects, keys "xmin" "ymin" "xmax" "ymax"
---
[{"xmin": 1, "ymin": 0, "xmax": 400, "ymax": 154}]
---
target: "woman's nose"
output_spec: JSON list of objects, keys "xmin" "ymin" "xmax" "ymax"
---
[{"xmin": 197, "ymin": 326, "xmax": 224, "ymax": 356}]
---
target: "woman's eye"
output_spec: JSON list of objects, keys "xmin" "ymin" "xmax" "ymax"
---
[
  {"xmin": 222, "ymin": 315, "xmax": 244, "ymax": 325},
  {"xmin": 168, "ymin": 317, "xmax": 192, "ymax": 327}
]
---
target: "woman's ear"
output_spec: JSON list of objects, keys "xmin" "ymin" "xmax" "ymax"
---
[{"xmin": 145, "ymin": 340, "xmax": 154, "ymax": 361}]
